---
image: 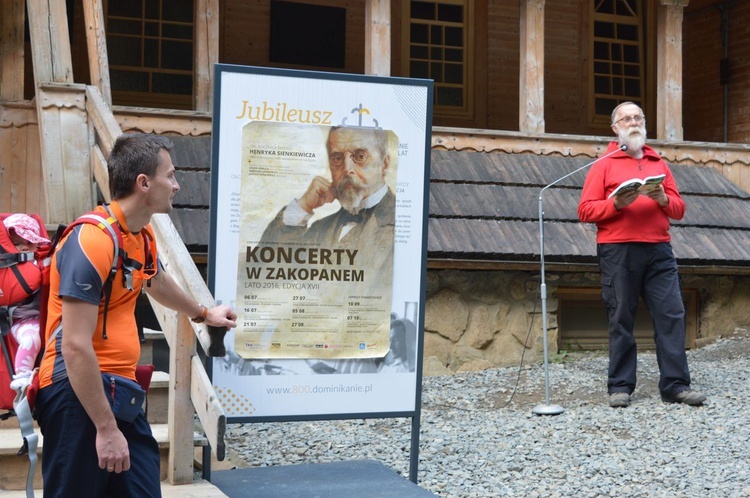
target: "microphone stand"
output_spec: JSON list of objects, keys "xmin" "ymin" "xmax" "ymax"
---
[{"xmin": 532, "ymin": 144, "xmax": 627, "ymax": 416}]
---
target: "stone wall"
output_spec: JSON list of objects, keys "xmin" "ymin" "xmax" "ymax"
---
[{"xmin": 422, "ymin": 269, "xmax": 750, "ymax": 376}]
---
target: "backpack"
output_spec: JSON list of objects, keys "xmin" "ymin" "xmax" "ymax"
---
[
  {"xmin": 0, "ymin": 213, "xmax": 50, "ymax": 413},
  {"xmin": 0, "ymin": 206, "xmax": 157, "ymax": 497}
]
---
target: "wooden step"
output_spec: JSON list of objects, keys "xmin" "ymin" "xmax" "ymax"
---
[
  {"xmin": 0, "ymin": 424, "xmax": 207, "ymax": 491},
  {"xmin": 139, "ymin": 328, "xmax": 167, "ymax": 365},
  {"xmin": 146, "ymin": 370, "xmax": 170, "ymax": 424},
  {"xmin": 0, "ymin": 478, "xmax": 229, "ymax": 497}
]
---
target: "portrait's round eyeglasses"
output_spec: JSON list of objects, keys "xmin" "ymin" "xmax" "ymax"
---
[
  {"xmin": 329, "ymin": 150, "xmax": 371, "ymax": 167},
  {"xmin": 614, "ymin": 114, "xmax": 645, "ymax": 125}
]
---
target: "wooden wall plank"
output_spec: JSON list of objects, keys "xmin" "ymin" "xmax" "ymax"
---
[
  {"xmin": 26, "ymin": 0, "xmax": 74, "ymax": 83},
  {"xmin": 1, "ymin": 0, "xmax": 25, "ymax": 100},
  {"xmin": 82, "ymin": 0, "xmax": 111, "ymax": 106},
  {"xmin": 36, "ymin": 85, "xmax": 93, "ymax": 224},
  {"xmin": 656, "ymin": 2, "xmax": 686, "ymax": 141},
  {"xmin": 364, "ymin": 0, "xmax": 391, "ymax": 76},
  {"xmin": 519, "ymin": 0, "xmax": 545, "ymax": 134},
  {"xmin": 195, "ymin": 0, "xmax": 219, "ymax": 112}
]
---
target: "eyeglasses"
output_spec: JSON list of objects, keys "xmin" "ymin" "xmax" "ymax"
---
[
  {"xmin": 614, "ymin": 114, "xmax": 645, "ymax": 125},
  {"xmin": 329, "ymin": 150, "xmax": 371, "ymax": 168}
]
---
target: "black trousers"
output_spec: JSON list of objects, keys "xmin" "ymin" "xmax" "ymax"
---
[{"xmin": 597, "ymin": 242, "xmax": 691, "ymax": 396}]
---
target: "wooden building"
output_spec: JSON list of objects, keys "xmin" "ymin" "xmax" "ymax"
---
[{"xmin": 1, "ymin": 0, "xmax": 750, "ymax": 484}]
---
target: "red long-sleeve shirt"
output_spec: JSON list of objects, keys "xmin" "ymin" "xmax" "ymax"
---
[{"xmin": 577, "ymin": 141, "xmax": 685, "ymax": 244}]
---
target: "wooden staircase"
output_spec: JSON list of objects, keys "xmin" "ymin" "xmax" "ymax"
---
[{"xmin": 0, "ymin": 331, "xmax": 228, "ymax": 496}]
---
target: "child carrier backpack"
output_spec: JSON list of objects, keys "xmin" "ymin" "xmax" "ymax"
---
[
  {"xmin": 0, "ymin": 213, "xmax": 50, "ymax": 414},
  {"xmin": 0, "ymin": 206, "xmax": 157, "ymax": 497}
]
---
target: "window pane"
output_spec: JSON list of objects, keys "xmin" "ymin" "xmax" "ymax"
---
[
  {"xmin": 623, "ymin": 44, "xmax": 639, "ymax": 63},
  {"xmin": 161, "ymin": 40, "xmax": 193, "ymax": 70},
  {"xmin": 109, "ymin": 37, "xmax": 142, "ymax": 66},
  {"xmin": 612, "ymin": 78, "xmax": 623, "ymax": 96},
  {"xmin": 437, "ymin": 87, "xmax": 462, "ymax": 106},
  {"xmin": 596, "ymin": 97, "xmax": 617, "ymax": 115},
  {"xmin": 611, "ymin": 44, "xmax": 622, "ymax": 62},
  {"xmin": 594, "ymin": 41, "xmax": 609, "ymax": 60},
  {"xmin": 152, "ymin": 73, "xmax": 193, "ymax": 94},
  {"xmin": 444, "ymin": 63, "xmax": 463, "ymax": 84},
  {"xmin": 109, "ymin": 19, "xmax": 142, "ymax": 35},
  {"xmin": 431, "ymin": 25, "xmax": 443, "ymax": 45},
  {"xmin": 594, "ymin": 61, "xmax": 609, "ymax": 74},
  {"xmin": 431, "ymin": 62, "xmax": 443, "ymax": 82},
  {"xmin": 411, "ymin": 24, "xmax": 428, "ymax": 44},
  {"xmin": 145, "ymin": 21, "xmax": 159, "ymax": 37},
  {"xmin": 611, "ymin": 63, "xmax": 622, "ymax": 76},
  {"xmin": 163, "ymin": 23, "xmax": 193, "ymax": 40},
  {"xmin": 594, "ymin": 21, "xmax": 614, "ymax": 38},
  {"xmin": 445, "ymin": 27, "xmax": 463, "ymax": 47},
  {"xmin": 445, "ymin": 48, "xmax": 463, "ymax": 62},
  {"xmin": 411, "ymin": 60, "xmax": 429, "ymax": 78},
  {"xmin": 624, "ymin": 64, "xmax": 640, "ymax": 77},
  {"xmin": 163, "ymin": 0, "xmax": 194, "ymax": 23},
  {"xmin": 411, "ymin": 2, "xmax": 435, "ymax": 20},
  {"xmin": 411, "ymin": 45, "xmax": 429, "ymax": 59},
  {"xmin": 625, "ymin": 78, "xmax": 641, "ymax": 97},
  {"xmin": 145, "ymin": 1, "xmax": 159, "ymax": 20},
  {"xmin": 595, "ymin": 75, "xmax": 611, "ymax": 94},
  {"xmin": 109, "ymin": 2, "xmax": 142, "ymax": 18},
  {"xmin": 431, "ymin": 47, "xmax": 443, "ymax": 60},
  {"xmin": 617, "ymin": 23, "xmax": 639, "ymax": 41},
  {"xmin": 438, "ymin": 4, "xmax": 462, "ymax": 22},
  {"xmin": 110, "ymin": 69, "xmax": 149, "ymax": 92},
  {"xmin": 597, "ymin": 0, "xmax": 615, "ymax": 15},
  {"xmin": 144, "ymin": 39, "xmax": 159, "ymax": 68}
]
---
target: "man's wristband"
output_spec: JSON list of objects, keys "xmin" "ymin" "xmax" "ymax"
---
[{"xmin": 192, "ymin": 305, "xmax": 208, "ymax": 323}]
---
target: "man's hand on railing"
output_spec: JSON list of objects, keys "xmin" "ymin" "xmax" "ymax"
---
[{"xmin": 204, "ymin": 304, "xmax": 237, "ymax": 357}]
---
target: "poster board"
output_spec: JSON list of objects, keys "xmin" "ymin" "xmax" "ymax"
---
[{"xmin": 209, "ymin": 65, "xmax": 432, "ymax": 421}]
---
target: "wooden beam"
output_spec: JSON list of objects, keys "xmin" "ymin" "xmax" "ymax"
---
[
  {"xmin": 431, "ymin": 126, "xmax": 750, "ymax": 168},
  {"xmin": 82, "ymin": 0, "xmax": 112, "ymax": 106},
  {"xmin": 519, "ymin": 0, "xmax": 545, "ymax": 134},
  {"xmin": 191, "ymin": 356, "xmax": 226, "ymax": 461},
  {"xmin": 151, "ymin": 302, "xmax": 196, "ymax": 485},
  {"xmin": 35, "ymin": 83, "xmax": 92, "ymax": 224},
  {"xmin": 85, "ymin": 85, "xmax": 122, "ymax": 156},
  {"xmin": 26, "ymin": 0, "xmax": 74, "ymax": 84},
  {"xmin": 1, "ymin": 0, "xmax": 25, "ymax": 100},
  {"xmin": 195, "ymin": 0, "xmax": 219, "ymax": 111},
  {"xmin": 656, "ymin": 2, "xmax": 686, "ymax": 141},
  {"xmin": 114, "ymin": 106, "xmax": 212, "ymax": 136},
  {"xmin": 149, "ymin": 213, "xmax": 218, "ymax": 356},
  {"xmin": 364, "ymin": 0, "xmax": 391, "ymax": 76}
]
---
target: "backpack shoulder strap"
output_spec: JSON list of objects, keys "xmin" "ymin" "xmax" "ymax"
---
[{"xmin": 62, "ymin": 208, "xmax": 125, "ymax": 340}]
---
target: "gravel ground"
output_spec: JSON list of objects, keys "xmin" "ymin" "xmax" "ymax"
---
[{"xmin": 224, "ymin": 334, "xmax": 750, "ymax": 497}]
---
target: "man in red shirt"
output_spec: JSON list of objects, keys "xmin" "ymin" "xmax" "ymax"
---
[{"xmin": 578, "ymin": 102, "xmax": 706, "ymax": 408}]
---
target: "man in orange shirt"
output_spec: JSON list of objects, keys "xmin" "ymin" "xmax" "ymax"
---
[
  {"xmin": 578, "ymin": 102, "xmax": 705, "ymax": 409},
  {"xmin": 36, "ymin": 133, "xmax": 237, "ymax": 497}
]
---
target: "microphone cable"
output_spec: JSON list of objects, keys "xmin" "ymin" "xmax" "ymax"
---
[
  {"xmin": 423, "ymin": 277, "xmax": 539, "ymax": 413},
  {"xmin": 494, "ymin": 276, "xmax": 538, "ymax": 409}
]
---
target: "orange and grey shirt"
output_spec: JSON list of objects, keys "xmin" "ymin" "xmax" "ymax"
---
[{"xmin": 38, "ymin": 201, "xmax": 159, "ymax": 389}]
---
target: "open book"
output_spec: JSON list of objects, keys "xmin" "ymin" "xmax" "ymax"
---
[{"xmin": 608, "ymin": 174, "xmax": 666, "ymax": 199}]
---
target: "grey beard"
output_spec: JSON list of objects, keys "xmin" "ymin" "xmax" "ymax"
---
[
  {"xmin": 619, "ymin": 127, "xmax": 646, "ymax": 152},
  {"xmin": 335, "ymin": 181, "xmax": 365, "ymax": 213}
]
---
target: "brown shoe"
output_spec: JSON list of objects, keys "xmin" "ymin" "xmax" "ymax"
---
[
  {"xmin": 609, "ymin": 392, "xmax": 630, "ymax": 407},
  {"xmin": 661, "ymin": 390, "xmax": 706, "ymax": 406}
]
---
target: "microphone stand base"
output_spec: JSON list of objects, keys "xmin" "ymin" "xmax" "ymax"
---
[{"xmin": 532, "ymin": 404, "xmax": 564, "ymax": 416}]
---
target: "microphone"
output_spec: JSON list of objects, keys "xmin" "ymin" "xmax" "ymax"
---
[
  {"xmin": 532, "ymin": 143, "xmax": 626, "ymax": 417},
  {"xmin": 540, "ymin": 143, "xmax": 627, "ymax": 194}
]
